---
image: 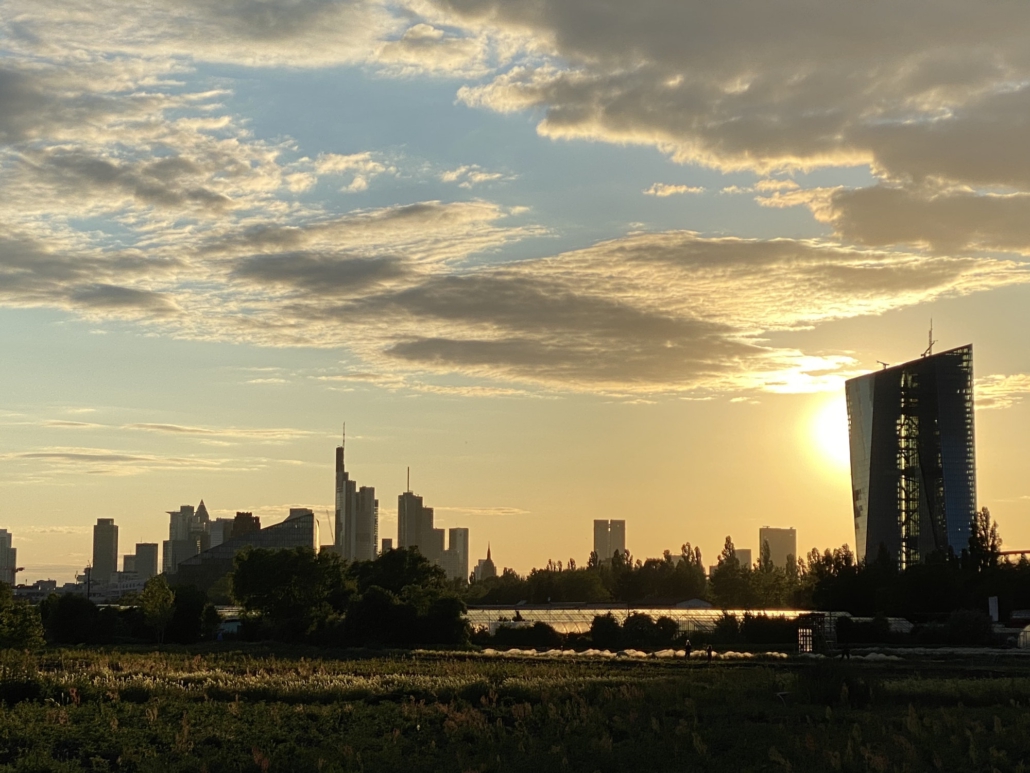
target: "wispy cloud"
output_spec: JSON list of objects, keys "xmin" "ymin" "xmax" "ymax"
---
[
  {"xmin": 976, "ymin": 374, "xmax": 1030, "ymax": 410},
  {"xmin": 644, "ymin": 183, "xmax": 705, "ymax": 197}
]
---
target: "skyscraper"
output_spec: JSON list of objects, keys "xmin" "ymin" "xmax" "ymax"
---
[
  {"xmin": 846, "ymin": 344, "xmax": 976, "ymax": 568},
  {"xmin": 759, "ymin": 527, "xmax": 797, "ymax": 568},
  {"xmin": 134, "ymin": 543, "xmax": 159, "ymax": 581},
  {"xmin": 0, "ymin": 530, "xmax": 16, "ymax": 585},
  {"xmin": 92, "ymin": 518, "xmax": 118, "ymax": 586},
  {"xmin": 335, "ymin": 432, "xmax": 378, "ymax": 562},
  {"xmin": 442, "ymin": 527, "xmax": 470, "ymax": 582},
  {"xmin": 593, "ymin": 520, "xmax": 627, "ymax": 562},
  {"xmin": 163, "ymin": 502, "xmax": 211, "ymax": 574},
  {"xmin": 398, "ymin": 489, "xmax": 441, "ymax": 562}
]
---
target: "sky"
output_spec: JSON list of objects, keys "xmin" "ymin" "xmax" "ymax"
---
[{"xmin": 2, "ymin": 0, "xmax": 1030, "ymax": 583}]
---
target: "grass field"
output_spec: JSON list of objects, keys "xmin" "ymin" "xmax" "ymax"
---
[{"xmin": 1, "ymin": 647, "xmax": 1030, "ymax": 772}]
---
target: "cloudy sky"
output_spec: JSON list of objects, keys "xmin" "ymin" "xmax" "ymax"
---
[{"xmin": 3, "ymin": 0, "xmax": 1030, "ymax": 581}]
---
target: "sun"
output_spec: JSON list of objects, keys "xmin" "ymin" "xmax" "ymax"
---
[{"xmin": 809, "ymin": 397, "xmax": 851, "ymax": 471}]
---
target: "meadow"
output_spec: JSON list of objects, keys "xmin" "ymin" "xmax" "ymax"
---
[{"xmin": 2, "ymin": 647, "xmax": 1030, "ymax": 772}]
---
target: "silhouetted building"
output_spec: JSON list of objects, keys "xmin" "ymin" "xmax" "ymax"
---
[
  {"xmin": 233, "ymin": 511, "xmax": 261, "ymax": 538},
  {"xmin": 398, "ymin": 490, "xmax": 440, "ymax": 562},
  {"xmin": 475, "ymin": 545, "xmax": 497, "ymax": 581},
  {"xmin": 381, "ymin": 538, "xmax": 393, "ymax": 553},
  {"xmin": 209, "ymin": 518, "xmax": 235, "ymax": 548},
  {"xmin": 335, "ymin": 435, "xmax": 378, "ymax": 562},
  {"xmin": 759, "ymin": 527, "xmax": 797, "ymax": 568},
  {"xmin": 593, "ymin": 519, "xmax": 626, "ymax": 562},
  {"xmin": 441, "ymin": 527, "xmax": 470, "ymax": 582},
  {"xmin": 134, "ymin": 543, "xmax": 159, "ymax": 581},
  {"xmin": 0, "ymin": 530, "xmax": 16, "ymax": 585},
  {"xmin": 846, "ymin": 344, "xmax": 976, "ymax": 568},
  {"xmin": 123, "ymin": 555, "xmax": 136, "ymax": 574},
  {"xmin": 172, "ymin": 509, "xmax": 319, "ymax": 592},
  {"xmin": 736, "ymin": 548, "xmax": 752, "ymax": 569},
  {"xmin": 163, "ymin": 502, "xmax": 212, "ymax": 574},
  {"xmin": 92, "ymin": 518, "xmax": 118, "ymax": 586}
]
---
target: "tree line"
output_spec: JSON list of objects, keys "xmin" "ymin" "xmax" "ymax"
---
[{"xmin": 466, "ymin": 508, "xmax": 1025, "ymax": 622}]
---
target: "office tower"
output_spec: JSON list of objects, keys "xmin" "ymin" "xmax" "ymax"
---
[
  {"xmin": 381, "ymin": 538, "xmax": 393, "ymax": 553},
  {"xmin": 593, "ymin": 520, "xmax": 610, "ymax": 562},
  {"xmin": 593, "ymin": 520, "xmax": 627, "ymax": 562},
  {"xmin": 123, "ymin": 555, "xmax": 136, "ymax": 574},
  {"xmin": 609, "ymin": 520, "xmax": 626, "ymax": 556},
  {"xmin": 343, "ymin": 487, "xmax": 377, "ymax": 562},
  {"xmin": 0, "ymin": 530, "xmax": 16, "ymax": 585},
  {"xmin": 233, "ymin": 512, "xmax": 261, "ymax": 537},
  {"xmin": 846, "ymin": 344, "xmax": 976, "ymax": 568},
  {"xmin": 398, "ymin": 490, "xmax": 441, "ymax": 562},
  {"xmin": 442, "ymin": 527, "xmax": 470, "ymax": 583},
  {"xmin": 735, "ymin": 548, "xmax": 752, "ymax": 570},
  {"xmin": 475, "ymin": 545, "xmax": 497, "ymax": 581},
  {"xmin": 335, "ymin": 436, "xmax": 357, "ymax": 558},
  {"xmin": 759, "ymin": 527, "xmax": 797, "ymax": 568},
  {"xmin": 134, "ymin": 543, "xmax": 159, "ymax": 581},
  {"xmin": 92, "ymin": 518, "xmax": 119, "ymax": 586},
  {"xmin": 163, "ymin": 502, "xmax": 211, "ymax": 574},
  {"xmin": 209, "ymin": 517, "xmax": 235, "ymax": 548}
]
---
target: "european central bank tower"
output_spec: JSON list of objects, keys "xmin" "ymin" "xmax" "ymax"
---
[{"xmin": 845, "ymin": 344, "xmax": 976, "ymax": 569}]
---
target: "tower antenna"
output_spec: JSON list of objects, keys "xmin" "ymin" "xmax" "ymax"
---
[
  {"xmin": 922, "ymin": 319, "xmax": 937, "ymax": 358},
  {"xmin": 406, "ymin": 466, "xmax": 410, "ymax": 492}
]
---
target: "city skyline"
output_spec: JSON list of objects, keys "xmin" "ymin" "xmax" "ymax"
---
[{"xmin": 4, "ymin": 1, "xmax": 1030, "ymax": 581}]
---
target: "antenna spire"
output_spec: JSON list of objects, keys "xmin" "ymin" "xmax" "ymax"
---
[
  {"xmin": 922, "ymin": 319, "xmax": 937, "ymax": 358},
  {"xmin": 406, "ymin": 466, "xmax": 410, "ymax": 492}
]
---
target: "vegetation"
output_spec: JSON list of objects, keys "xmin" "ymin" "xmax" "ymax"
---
[
  {"xmin": 465, "ymin": 508, "xmax": 1030, "ymax": 623},
  {"xmin": 232, "ymin": 546, "xmax": 469, "ymax": 648},
  {"xmin": 0, "ymin": 648, "xmax": 1029, "ymax": 771}
]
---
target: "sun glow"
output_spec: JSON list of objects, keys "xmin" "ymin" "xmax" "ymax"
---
[{"xmin": 809, "ymin": 397, "xmax": 851, "ymax": 471}]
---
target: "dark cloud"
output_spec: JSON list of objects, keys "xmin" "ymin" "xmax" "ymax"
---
[
  {"xmin": 820, "ymin": 186, "xmax": 1030, "ymax": 254},
  {"xmin": 233, "ymin": 253, "xmax": 410, "ymax": 295},
  {"xmin": 69, "ymin": 284, "xmax": 178, "ymax": 315}
]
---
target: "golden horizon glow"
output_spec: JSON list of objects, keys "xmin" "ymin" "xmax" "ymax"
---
[{"xmin": 809, "ymin": 396, "xmax": 851, "ymax": 474}]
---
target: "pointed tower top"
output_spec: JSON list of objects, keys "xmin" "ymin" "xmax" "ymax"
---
[{"xmin": 487, "ymin": 543, "xmax": 491, "ymax": 561}]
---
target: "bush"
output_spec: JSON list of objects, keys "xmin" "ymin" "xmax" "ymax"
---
[{"xmin": 492, "ymin": 622, "xmax": 563, "ymax": 649}]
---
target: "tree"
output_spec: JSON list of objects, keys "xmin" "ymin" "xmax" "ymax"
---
[
  {"xmin": 141, "ymin": 576, "xmax": 175, "ymax": 644},
  {"xmin": 42, "ymin": 593, "xmax": 99, "ymax": 644},
  {"xmin": 0, "ymin": 584, "xmax": 44, "ymax": 650},
  {"xmin": 232, "ymin": 547, "xmax": 353, "ymax": 640},
  {"xmin": 967, "ymin": 506, "xmax": 1002, "ymax": 572},
  {"xmin": 348, "ymin": 548, "xmax": 445, "ymax": 595}
]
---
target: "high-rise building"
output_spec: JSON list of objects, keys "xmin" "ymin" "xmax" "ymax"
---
[
  {"xmin": 441, "ymin": 527, "xmax": 470, "ymax": 582},
  {"xmin": 92, "ymin": 518, "xmax": 119, "ymax": 586},
  {"xmin": 593, "ymin": 520, "xmax": 627, "ymax": 562},
  {"xmin": 209, "ymin": 517, "xmax": 235, "ymax": 548},
  {"xmin": 759, "ymin": 527, "xmax": 797, "ymax": 568},
  {"xmin": 123, "ymin": 555, "xmax": 136, "ymax": 574},
  {"xmin": 381, "ymin": 538, "xmax": 393, "ymax": 553},
  {"xmin": 398, "ymin": 490, "xmax": 441, "ymax": 562},
  {"xmin": 335, "ymin": 433, "xmax": 378, "ymax": 562},
  {"xmin": 846, "ymin": 344, "xmax": 976, "ymax": 568},
  {"xmin": 0, "ymin": 530, "xmax": 16, "ymax": 585},
  {"xmin": 735, "ymin": 548, "xmax": 752, "ymax": 569},
  {"xmin": 163, "ymin": 502, "xmax": 211, "ymax": 574},
  {"xmin": 134, "ymin": 543, "xmax": 159, "ymax": 581}
]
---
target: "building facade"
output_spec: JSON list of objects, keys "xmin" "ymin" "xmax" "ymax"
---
[
  {"xmin": 759, "ymin": 527, "xmax": 797, "ymax": 568},
  {"xmin": 0, "ymin": 529, "xmax": 16, "ymax": 585},
  {"xmin": 593, "ymin": 520, "xmax": 627, "ymax": 562},
  {"xmin": 335, "ymin": 439, "xmax": 378, "ymax": 562},
  {"xmin": 441, "ymin": 527, "xmax": 470, "ymax": 582},
  {"xmin": 134, "ymin": 543, "xmax": 159, "ymax": 581},
  {"xmin": 92, "ymin": 518, "xmax": 119, "ymax": 586},
  {"xmin": 398, "ymin": 490, "xmax": 442, "ymax": 562},
  {"xmin": 846, "ymin": 344, "xmax": 976, "ymax": 568}
]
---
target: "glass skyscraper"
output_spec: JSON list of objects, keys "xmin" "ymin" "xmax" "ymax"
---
[{"xmin": 845, "ymin": 344, "xmax": 976, "ymax": 568}]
